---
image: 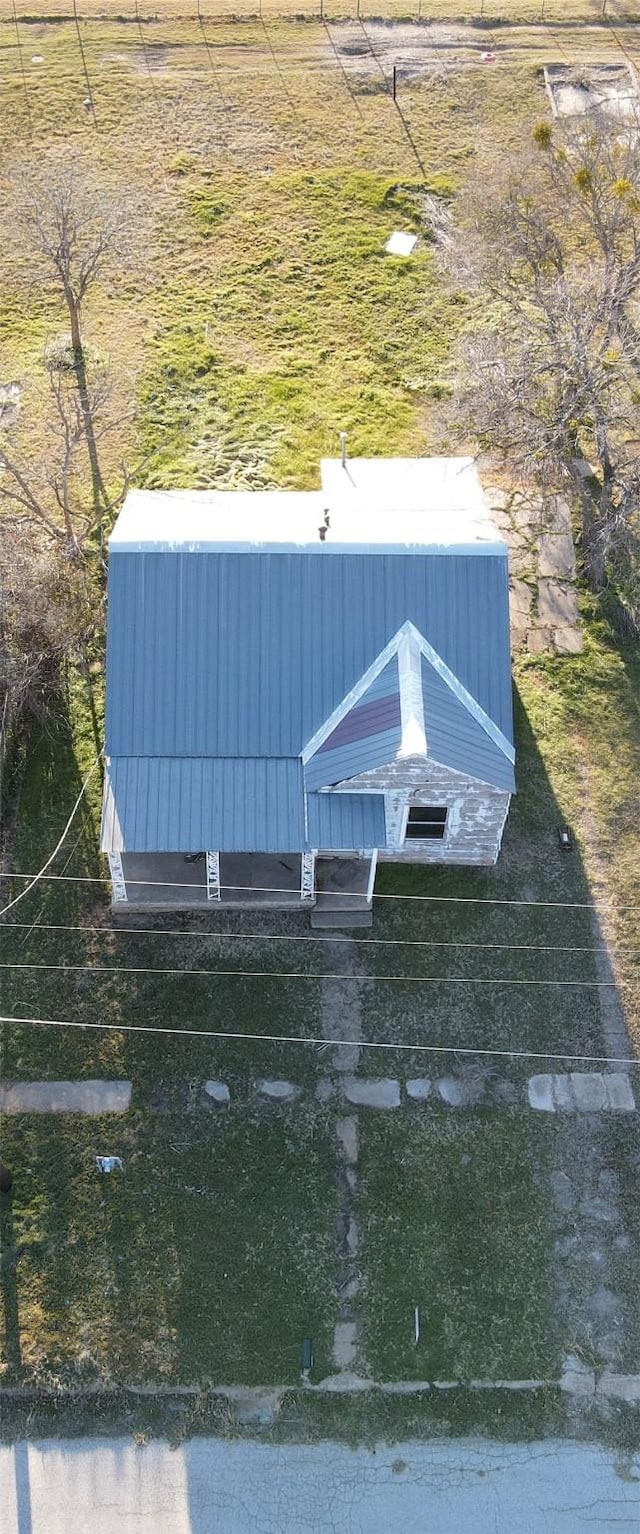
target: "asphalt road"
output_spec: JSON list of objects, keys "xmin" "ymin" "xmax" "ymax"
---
[{"xmin": 2, "ymin": 1435, "xmax": 640, "ymax": 1533}]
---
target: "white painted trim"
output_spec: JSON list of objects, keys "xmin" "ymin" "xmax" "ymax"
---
[
  {"xmin": 206, "ymin": 851, "xmax": 221, "ymax": 901},
  {"xmin": 397, "ymin": 628, "xmax": 426, "ymax": 757},
  {"xmin": 107, "ymin": 852, "xmax": 128, "ymax": 903},
  {"xmin": 405, "ymin": 620, "xmax": 515, "ymax": 764},
  {"xmin": 366, "ymin": 850, "xmax": 378, "ymax": 904},
  {"xmin": 301, "ymin": 850, "xmax": 316, "ymax": 901},
  {"xmin": 494, "ymin": 794, "xmax": 511, "ymax": 850}
]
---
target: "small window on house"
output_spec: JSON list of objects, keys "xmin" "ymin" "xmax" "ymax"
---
[{"xmin": 405, "ymin": 806, "xmax": 447, "ymax": 841}]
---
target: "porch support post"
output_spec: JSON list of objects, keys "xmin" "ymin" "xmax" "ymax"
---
[
  {"xmin": 300, "ymin": 850, "xmax": 316, "ymax": 902},
  {"xmin": 206, "ymin": 851, "xmax": 221, "ymax": 901},
  {"xmin": 366, "ymin": 848, "xmax": 378, "ymax": 905},
  {"xmin": 107, "ymin": 851, "xmax": 128, "ymax": 904}
]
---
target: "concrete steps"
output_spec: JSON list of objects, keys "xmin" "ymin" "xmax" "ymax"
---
[{"xmin": 310, "ymin": 907, "xmax": 373, "ymax": 929}]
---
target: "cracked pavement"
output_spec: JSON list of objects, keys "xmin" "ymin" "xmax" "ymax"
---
[{"xmin": 2, "ymin": 1437, "xmax": 639, "ymax": 1533}]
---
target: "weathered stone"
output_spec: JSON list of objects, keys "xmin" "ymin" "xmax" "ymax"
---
[
  {"xmin": 597, "ymin": 1169, "xmax": 620, "ymax": 1200},
  {"xmin": 509, "ymin": 579, "xmax": 533, "ymax": 619},
  {"xmin": 337, "ymin": 1271, "xmax": 361, "ymax": 1299},
  {"xmin": 613, "ymin": 1234, "xmax": 632, "ymax": 1253},
  {"xmin": 332, "ymin": 1043, "xmax": 361, "ymax": 1074},
  {"xmin": 538, "ymin": 534, "xmax": 576, "ymax": 579},
  {"xmin": 585, "ymin": 1249, "xmax": 607, "ymax": 1270},
  {"xmin": 604, "ymin": 1074, "xmax": 636, "ymax": 1112},
  {"xmin": 221, "ymin": 1387, "xmax": 286, "ymax": 1425},
  {"xmin": 314, "ymin": 1371, "xmax": 370, "ymax": 1393},
  {"xmin": 570, "ymin": 1072, "xmax": 606, "ymax": 1111},
  {"xmin": 437, "ymin": 1076, "xmax": 484, "ymax": 1107},
  {"xmin": 343, "ymin": 1078, "xmax": 400, "ymax": 1109},
  {"xmin": 580, "ymin": 1196, "xmax": 620, "ymax": 1225},
  {"xmin": 437, "ymin": 1077, "xmax": 465, "ymax": 1106},
  {"xmin": 545, "ymin": 496, "xmax": 572, "ymax": 534},
  {"xmin": 405, "ymin": 1078, "xmax": 432, "ymax": 1102},
  {"xmin": 553, "ymin": 626, "xmax": 584, "ymax": 656},
  {"xmin": 202, "ymin": 1080, "xmax": 230, "ymax": 1109},
  {"xmin": 595, "ymin": 1332, "xmax": 623, "ymax": 1366},
  {"xmin": 585, "ymin": 1286, "xmax": 623, "ymax": 1324},
  {"xmin": 332, "ymin": 1321, "xmax": 357, "ymax": 1370},
  {"xmin": 597, "ymin": 1373, "xmax": 640, "ymax": 1402},
  {"xmin": 552, "ymin": 1075, "xmax": 575, "ymax": 1112},
  {"xmin": 513, "ymin": 504, "xmax": 540, "ymax": 532},
  {"xmin": 336, "ymin": 1116, "xmax": 359, "ymax": 1165},
  {"xmin": 527, "ymin": 627, "xmax": 552, "ymax": 655},
  {"xmin": 537, "ymin": 580, "xmax": 579, "ymax": 627},
  {"xmin": 550, "ymin": 1171, "xmax": 576, "ymax": 1214},
  {"xmin": 0, "ymin": 1080, "xmax": 131, "ymax": 1114},
  {"xmin": 254, "ymin": 1079, "xmax": 301, "ymax": 1105},
  {"xmin": 528, "ymin": 1074, "xmax": 555, "ymax": 1112},
  {"xmin": 345, "ymin": 1216, "xmax": 359, "ymax": 1256},
  {"xmin": 483, "ymin": 486, "xmax": 511, "ymax": 512},
  {"xmin": 559, "ymin": 1354, "xmax": 595, "ymax": 1396}
]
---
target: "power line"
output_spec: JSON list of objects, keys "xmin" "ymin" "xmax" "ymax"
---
[
  {"xmin": 11, "ymin": 0, "xmax": 32, "ymax": 141},
  {"xmin": 0, "ymin": 959, "xmax": 620, "ymax": 988},
  {"xmin": 0, "ymin": 761, "xmax": 101, "ymax": 921},
  {"xmin": 0, "ymin": 868, "xmax": 637, "ymax": 913},
  {"xmin": 0, "ymin": 918, "xmax": 623, "ymax": 959},
  {"xmin": 72, "ymin": 0, "xmax": 98, "ymax": 125},
  {"xmin": 0, "ymin": 1011, "xmax": 637, "ymax": 1070}
]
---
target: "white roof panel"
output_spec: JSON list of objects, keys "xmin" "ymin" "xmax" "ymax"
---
[{"xmin": 109, "ymin": 458, "xmax": 505, "ymax": 553}]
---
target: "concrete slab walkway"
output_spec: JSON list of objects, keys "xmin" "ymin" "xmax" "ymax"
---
[{"xmin": 0, "ymin": 1081, "xmax": 132, "ymax": 1114}]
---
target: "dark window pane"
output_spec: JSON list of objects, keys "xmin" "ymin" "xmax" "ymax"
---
[{"xmin": 405, "ymin": 806, "xmax": 447, "ymax": 841}]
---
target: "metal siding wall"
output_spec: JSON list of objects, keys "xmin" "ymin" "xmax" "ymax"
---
[{"xmin": 105, "ymin": 550, "xmax": 513, "ymax": 758}]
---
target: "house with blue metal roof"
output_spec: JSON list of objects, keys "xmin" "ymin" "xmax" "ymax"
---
[{"xmin": 101, "ymin": 455, "xmax": 515, "ymax": 924}]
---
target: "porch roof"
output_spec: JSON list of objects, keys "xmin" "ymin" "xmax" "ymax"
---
[{"xmin": 100, "ymin": 757, "xmax": 384, "ymax": 854}]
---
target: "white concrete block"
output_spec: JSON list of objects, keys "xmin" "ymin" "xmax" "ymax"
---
[
  {"xmin": 343, "ymin": 1079, "xmax": 401, "ymax": 1109},
  {"xmin": 552, "ymin": 1075, "xmax": 575, "ymax": 1111},
  {"xmin": 604, "ymin": 1074, "xmax": 636, "ymax": 1112},
  {"xmin": 570, "ymin": 1073, "xmax": 606, "ymax": 1111},
  {"xmin": 528, "ymin": 1075, "xmax": 555, "ymax": 1112}
]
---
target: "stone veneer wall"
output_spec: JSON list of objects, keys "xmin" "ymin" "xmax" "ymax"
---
[{"xmin": 332, "ymin": 756, "xmax": 511, "ymax": 867}]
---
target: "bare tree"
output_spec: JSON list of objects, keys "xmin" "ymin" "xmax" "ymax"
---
[
  {"xmin": 447, "ymin": 112, "xmax": 640, "ymax": 626},
  {"xmin": 0, "ymin": 524, "xmax": 97, "ymax": 724},
  {"xmin": 9, "ymin": 161, "xmax": 134, "ymax": 516},
  {"xmin": 0, "ymin": 358, "xmax": 130, "ymax": 559}
]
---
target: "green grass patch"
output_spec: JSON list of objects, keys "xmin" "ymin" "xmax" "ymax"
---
[
  {"xmin": 359, "ymin": 1110, "xmax": 556, "ymax": 1382},
  {"xmin": 137, "ymin": 169, "xmax": 468, "ymax": 488},
  {"xmin": 0, "ymin": 1105, "xmax": 336, "ymax": 1387}
]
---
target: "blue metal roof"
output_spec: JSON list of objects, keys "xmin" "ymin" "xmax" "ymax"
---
[
  {"xmin": 105, "ymin": 549, "xmax": 513, "ymax": 760},
  {"xmin": 421, "ymin": 655, "xmax": 515, "ymax": 793},
  {"xmin": 307, "ymin": 792, "xmax": 386, "ymax": 850},
  {"xmin": 101, "ymin": 758, "xmax": 304, "ymax": 853}
]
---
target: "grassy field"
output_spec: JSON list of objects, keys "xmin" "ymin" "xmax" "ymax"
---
[{"xmin": 1, "ymin": 3, "xmax": 639, "ymax": 1433}]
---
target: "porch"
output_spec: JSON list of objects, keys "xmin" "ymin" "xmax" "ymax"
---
[
  {"xmin": 111, "ymin": 852, "xmax": 310, "ymax": 909},
  {"xmin": 107, "ymin": 850, "xmax": 377, "ymax": 919}
]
